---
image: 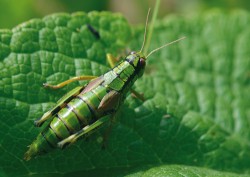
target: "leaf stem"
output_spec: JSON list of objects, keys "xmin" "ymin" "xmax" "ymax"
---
[{"xmin": 143, "ymin": 0, "xmax": 161, "ymax": 55}]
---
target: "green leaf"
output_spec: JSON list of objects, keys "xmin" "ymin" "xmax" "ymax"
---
[
  {"xmin": 1, "ymin": 10, "xmax": 250, "ymax": 176},
  {"xmin": 126, "ymin": 165, "xmax": 250, "ymax": 177}
]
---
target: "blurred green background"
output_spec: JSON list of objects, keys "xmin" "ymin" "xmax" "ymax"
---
[{"xmin": 0, "ymin": 0, "xmax": 249, "ymax": 28}]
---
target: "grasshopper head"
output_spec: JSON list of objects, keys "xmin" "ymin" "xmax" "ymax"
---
[
  {"xmin": 125, "ymin": 51, "xmax": 146, "ymax": 77},
  {"xmin": 125, "ymin": 9, "xmax": 185, "ymax": 79}
]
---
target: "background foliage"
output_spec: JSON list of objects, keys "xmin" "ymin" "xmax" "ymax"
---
[{"xmin": 1, "ymin": 0, "xmax": 250, "ymax": 28}]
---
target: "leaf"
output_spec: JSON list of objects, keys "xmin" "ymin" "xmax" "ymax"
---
[
  {"xmin": 125, "ymin": 165, "xmax": 250, "ymax": 177},
  {"xmin": 0, "ymin": 10, "xmax": 250, "ymax": 177}
]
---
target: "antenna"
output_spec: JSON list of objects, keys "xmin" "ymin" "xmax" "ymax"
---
[
  {"xmin": 146, "ymin": 37, "xmax": 186, "ymax": 58},
  {"xmin": 139, "ymin": 8, "xmax": 151, "ymax": 53}
]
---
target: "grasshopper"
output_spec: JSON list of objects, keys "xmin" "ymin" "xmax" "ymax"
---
[{"xmin": 24, "ymin": 10, "xmax": 185, "ymax": 161}]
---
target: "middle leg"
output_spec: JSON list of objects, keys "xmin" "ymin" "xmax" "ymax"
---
[{"xmin": 44, "ymin": 75, "xmax": 97, "ymax": 89}]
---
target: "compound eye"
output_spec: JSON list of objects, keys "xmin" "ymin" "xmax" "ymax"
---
[{"xmin": 139, "ymin": 58, "xmax": 146, "ymax": 67}]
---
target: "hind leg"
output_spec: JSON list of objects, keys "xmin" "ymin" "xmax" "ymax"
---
[
  {"xmin": 58, "ymin": 116, "xmax": 110, "ymax": 149},
  {"xmin": 34, "ymin": 86, "xmax": 85, "ymax": 127}
]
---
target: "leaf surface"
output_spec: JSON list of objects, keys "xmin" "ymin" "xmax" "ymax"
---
[{"xmin": 0, "ymin": 10, "xmax": 250, "ymax": 177}]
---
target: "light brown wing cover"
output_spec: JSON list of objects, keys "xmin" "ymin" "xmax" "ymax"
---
[{"xmin": 98, "ymin": 90, "xmax": 122, "ymax": 113}]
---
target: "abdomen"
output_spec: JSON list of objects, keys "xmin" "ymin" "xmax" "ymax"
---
[{"xmin": 34, "ymin": 85, "xmax": 109, "ymax": 153}]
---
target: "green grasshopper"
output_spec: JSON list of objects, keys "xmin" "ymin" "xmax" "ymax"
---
[{"xmin": 24, "ymin": 10, "xmax": 185, "ymax": 161}]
